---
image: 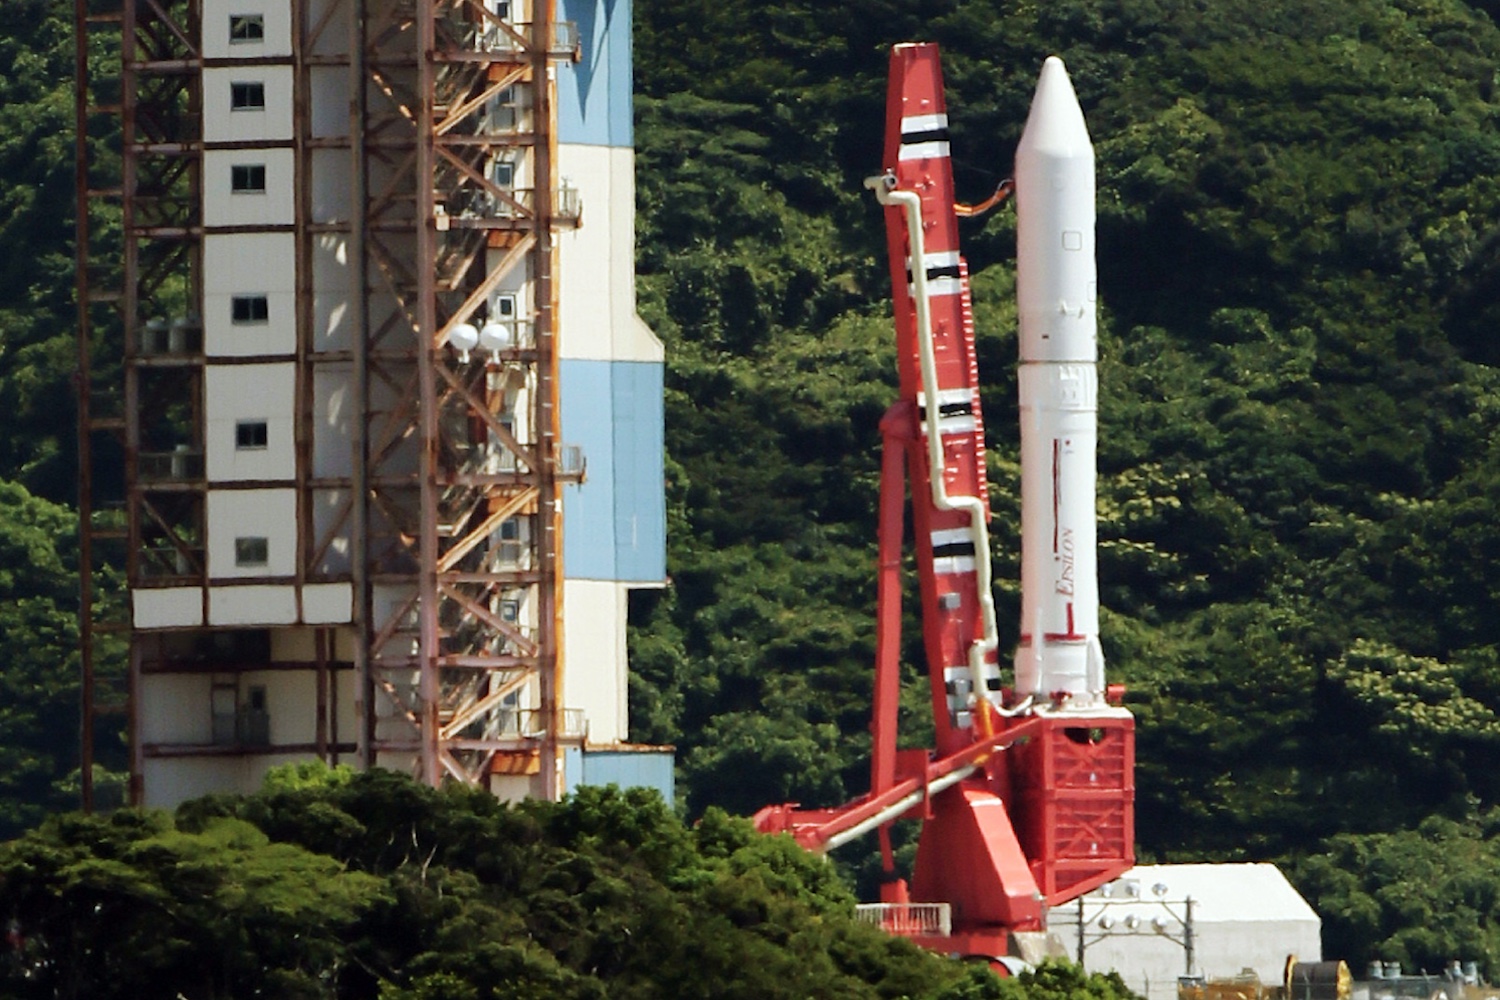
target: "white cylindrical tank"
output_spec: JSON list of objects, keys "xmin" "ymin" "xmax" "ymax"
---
[{"xmin": 1013, "ymin": 56, "xmax": 1105, "ymax": 704}]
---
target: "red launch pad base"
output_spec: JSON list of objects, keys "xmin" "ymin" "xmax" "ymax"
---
[
  {"xmin": 756, "ymin": 714, "xmax": 1134, "ymax": 958},
  {"xmin": 905, "ymin": 715, "xmax": 1135, "ymax": 943},
  {"xmin": 1013, "ymin": 713, "xmax": 1135, "ymax": 903}
]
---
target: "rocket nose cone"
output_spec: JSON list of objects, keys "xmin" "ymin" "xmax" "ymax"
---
[{"xmin": 1017, "ymin": 56, "xmax": 1092, "ymax": 158}]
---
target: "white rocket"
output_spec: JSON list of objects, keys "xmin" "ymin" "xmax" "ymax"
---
[{"xmin": 1012, "ymin": 57, "xmax": 1106, "ymax": 707}]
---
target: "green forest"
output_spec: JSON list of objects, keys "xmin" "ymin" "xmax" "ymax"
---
[
  {"xmin": 1, "ymin": 765, "xmax": 1137, "ymax": 998},
  {"xmin": 5, "ymin": 0, "xmax": 1500, "ymax": 986}
]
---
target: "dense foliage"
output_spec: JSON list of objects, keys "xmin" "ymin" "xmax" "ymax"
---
[
  {"xmin": 0, "ymin": 768, "xmax": 1137, "ymax": 999},
  {"xmin": 0, "ymin": 0, "xmax": 120, "ymax": 840},
  {"xmin": 4, "ymin": 0, "xmax": 1500, "ymax": 981}
]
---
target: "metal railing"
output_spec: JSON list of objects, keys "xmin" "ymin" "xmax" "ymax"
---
[
  {"xmin": 471, "ymin": 19, "xmax": 578, "ymax": 57},
  {"xmin": 496, "ymin": 707, "xmax": 587, "ymax": 739},
  {"xmin": 458, "ymin": 184, "xmax": 581, "ymax": 223},
  {"xmin": 138, "ymin": 543, "xmax": 204, "ymax": 578},
  {"xmin": 139, "ymin": 448, "xmax": 203, "ymax": 482},
  {"xmin": 138, "ymin": 318, "xmax": 203, "ymax": 355},
  {"xmin": 853, "ymin": 903, "xmax": 952, "ymax": 938}
]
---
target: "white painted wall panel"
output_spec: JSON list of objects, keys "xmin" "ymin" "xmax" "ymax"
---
[
  {"xmin": 313, "ymin": 364, "xmax": 355, "ymax": 477},
  {"xmin": 271, "ymin": 628, "xmax": 316, "ymax": 660},
  {"xmin": 331, "ymin": 627, "xmax": 361, "ymax": 662},
  {"xmin": 303, "ymin": 583, "xmax": 353, "ymax": 624},
  {"xmin": 204, "ymin": 233, "xmax": 296, "ymax": 295},
  {"xmin": 140, "ymin": 674, "xmax": 213, "ymax": 744},
  {"xmin": 333, "ymin": 669, "xmax": 359, "ymax": 751},
  {"xmin": 203, "ymin": 67, "xmax": 294, "ymax": 142},
  {"xmin": 310, "ymin": 488, "xmax": 353, "ymax": 574},
  {"xmin": 563, "ymin": 578, "xmax": 626, "ymax": 744},
  {"xmin": 208, "ymin": 584, "xmax": 299, "ymax": 625},
  {"xmin": 483, "ymin": 245, "xmax": 531, "ymax": 317},
  {"xmin": 205, "ymin": 363, "xmax": 296, "ymax": 482},
  {"xmin": 204, "ymin": 148, "xmax": 295, "ymax": 228},
  {"xmin": 242, "ymin": 670, "xmax": 316, "ymax": 744},
  {"xmin": 311, "ymin": 147, "xmax": 352, "ymax": 222},
  {"xmin": 205, "ymin": 233, "xmax": 296, "ymax": 356},
  {"xmin": 491, "ymin": 773, "xmax": 534, "ymax": 804},
  {"xmin": 261, "ymin": 630, "xmax": 359, "ymax": 750},
  {"xmin": 312, "ymin": 234, "xmax": 353, "ymax": 352},
  {"xmin": 201, "ymin": 0, "xmax": 292, "ymax": 59},
  {"xmin": 310, "ymin": 66, "xmax": 351, "ymax": 138},
  {"xmin": 556, "ymin": 144, "xmax": 662, "ymax": 363},
  {"xmin": 556, "ymin": 145, "xmax": 611, "ymax": 360},
  {"xmin": 305, "ymin": 0, "xmax": 350, "ymax": 57},
  {"xmin": 133, "ymin": 587, "xmax": 205, "ymax": 628},
  {"xmin": 207, "ymin": 488, "xmax": 297, "ymax": 578},
  {"xmin": 143, "ymin": 759, "xmax": 251, "ymax": 808}
]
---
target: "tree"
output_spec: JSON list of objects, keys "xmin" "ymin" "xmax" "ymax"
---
[
  {"xmin": 2, "ymin": 772, "xmax": 1137, "ymax": 999},
  {"xmin": 0, "ymin": 482, "xmax": 89, "ymax": 838}
]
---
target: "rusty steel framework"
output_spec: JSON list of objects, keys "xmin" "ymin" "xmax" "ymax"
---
[{"xmin": 76, "ymin": 0, "xmax": 581, "ymax": 806}]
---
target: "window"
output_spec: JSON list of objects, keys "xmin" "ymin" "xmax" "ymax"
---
[
  {"xmin": 230, "ymin": 81, "xmax": 266, "ymax": 111},
  {"xmin": 235, "ymin": 420, "xmax": 268, "ymax": 450},
  {"xmin": 231, "ymin": 164, "xmax": 266, "ymax": 193},
  {"xmin": 500, "ymin": 598, "xmax": 520, "ymax": 623},
  {"xmin": 495, "ymin": 412, "xmax": 517, "ymax": 472},
  {"xmin": 493, "ymin": 160, "xmax": 516, "ymax": 188},
  {"xmin": 496, "ymin": 517, "xmax": 522, "ymax": 564},
  {"xmin": 235, "ymin": 536, "xmax": 269, "ymax": 567},
  {"xmin": 494, "ymin": 293, "xmax": 516, "ymax": 318},
  {"xmin": 229, "ymin": 14, "xmax": 265, "ymax": 43},
  {"xmin": 492, "ymin": 87, "xmax": 518, "ymax": 130},
  {"xmin": 231, "ymin": 294, "xmax": 269, "ymax": 324}
]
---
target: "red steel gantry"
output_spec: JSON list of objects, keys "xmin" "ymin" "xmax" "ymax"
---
[{"xmin": 755, "ymin": 44, "xmax": 1134, "ymax": 961}]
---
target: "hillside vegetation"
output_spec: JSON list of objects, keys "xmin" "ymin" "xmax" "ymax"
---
[
  {"xmin": 3, "ymin": 0, "xmax": 1500, "ymax": 979},
  {"xmin": 0, "ymin": 767, "xmax": 1135, "ymax": 998}
]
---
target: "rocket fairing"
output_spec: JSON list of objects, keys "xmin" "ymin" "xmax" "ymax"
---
[{"xmin": 1012, "ymin": 57, "xmax": 1106, "ymax": 706}]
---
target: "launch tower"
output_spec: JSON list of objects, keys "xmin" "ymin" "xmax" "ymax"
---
[{"xmin": 74, "ymin": 0, "xmax": 668, "ymax": 808}]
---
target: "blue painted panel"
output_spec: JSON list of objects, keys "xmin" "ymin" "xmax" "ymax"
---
[
  {"xmin": 580, "ymin": 749, "xmax": 676, "ymax": 806},
  {"xmin": 562, "ymin": 359, "xmax": 666, "ymax": 583},
  {"xmin": 564, "ymin": 746, "xmax": 586, "ymax": 797},
  {"xmin": 558, "ymin": 0, "xmax": 633, "ymax": 148},
  {"xmin": 561, "ymin": 359, "xmax": 617, "ymax": 579},
  {"xmin": 612, "ymin": 362, "xmax": 666, "ymax": 582}
]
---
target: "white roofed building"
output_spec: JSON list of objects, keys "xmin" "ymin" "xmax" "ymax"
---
[{"xmin": 1068, "ymin": 864, "xmax": 1322, "ymax": 1000}]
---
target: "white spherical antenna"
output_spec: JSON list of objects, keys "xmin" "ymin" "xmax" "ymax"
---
[
  {"xmin": 447, "ymin": 322, "xmax": 480, "ymax": 362},
  {"xmin": 479, "ymin": 319, "xmax": 514, "ymax": 355}
]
